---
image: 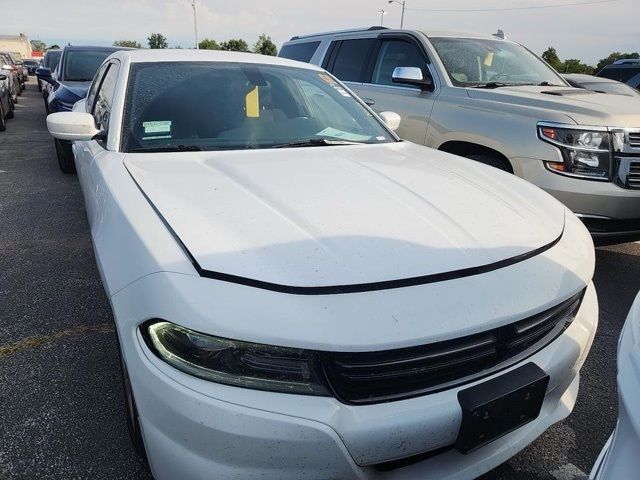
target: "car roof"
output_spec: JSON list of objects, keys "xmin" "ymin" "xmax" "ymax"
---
[
  {"xmin": 286, "ymin": 27, "xmax": 505, "ymax": 43},
  {"xmin": 109, "ymin": 48, "xmax": 324, "ymax": 70},
  {"xmin": 563, "ymin": 73, "xmax": 619, "ymax": 84},
  {"xmin": 61, "ymin": 45, "xmax": 131, "ymax": 53}
]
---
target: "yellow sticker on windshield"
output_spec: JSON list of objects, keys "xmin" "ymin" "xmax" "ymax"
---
[
  {"xmin": 318, "ymin": 73, "xmax": 336, "ymax": 84},
  {"xmin": 484, "ymin": 51, "xmax": 494, "ymax": 67},
  {"xmin": 246, "ymin": 86, "xmax": 260, "ymax": 118}
]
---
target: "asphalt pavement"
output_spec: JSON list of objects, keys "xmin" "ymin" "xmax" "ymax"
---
[{"xmin": 1, "ymin": 82, "xmax": 639, "ymax": 480}]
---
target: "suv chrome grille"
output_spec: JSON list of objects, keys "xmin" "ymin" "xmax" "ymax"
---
[
  {"xmin": 321, "ymin": 291, "xmax": 584, "ymax": 405},
  {"xmin": 629, "ymin": 132, "xmax": 640, "ymax": 148},
  {"xmin": 629, "ymin": 160, "xmax": 640, "ymax": 188}
]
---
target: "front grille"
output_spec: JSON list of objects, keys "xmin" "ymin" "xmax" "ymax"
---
[
  {"xmin": 321, "ymin": 291, "xmax": 584, "ymax": 405},
  {"xmin": 629, "ymin": 160, "xmax": 640, "ymax": 188},
  {"xmin": 629, "ymin": 132, "xmax": 640, "ymax": 148}
]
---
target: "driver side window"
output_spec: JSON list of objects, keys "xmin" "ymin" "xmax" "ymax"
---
[
  {"xmin": 372, "ymin": 40, "xmax": 428, "ymax": 87},
  {"xmin": 85, "ymin": 63, "xmax": 108, "ymax": 113},
  {"xmin": 92, "ymin": 63, "xmax": 119, "ymax": 143}
]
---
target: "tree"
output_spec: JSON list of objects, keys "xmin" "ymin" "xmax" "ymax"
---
[
  {"xmin": 253, "ymin": 34, "xmax": 277, "ymax": 56},
  {"xmin": 562, "ymin": 59, "xmax": 594, "ymax": 74},
  {"xmin": 542, "ymin": 47, "xmax": 562, "ymax": 71},
  {"xmin": 148, "ymin": 33, "xmax": 168, "ymax": 49},
  {"xmin": 220, "ymin": 39, "xmax": 249, "ymax": 52},
  {"xmin": 30, "ymin": 39, "xmax": 46, "ymax": 52},
  {"xmin": 198, "ymin": 38, "xmax": 220, "ymax": 50},
  {"xmin": 114, "ymin": 40, "xmax": 141, "ymax": 49},
  {"xmin": 595, "ymin": 51, "xmax": 640, "ymax": 73}
]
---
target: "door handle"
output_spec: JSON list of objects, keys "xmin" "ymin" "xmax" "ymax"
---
[{"xmin": 362, "ymin": 98, "xmax": 375, "ymax": 106}]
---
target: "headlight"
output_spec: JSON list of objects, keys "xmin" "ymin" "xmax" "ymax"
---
[
  {"xmin": 538, "ymin": 124, "xmax": 612, "ymax": 180},
  {"xmin": 142, "ymin": 320, "xmax": 330, "ymax": 396}
]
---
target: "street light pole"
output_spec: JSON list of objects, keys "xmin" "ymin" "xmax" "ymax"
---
[
  {"xmin": 378, "ymin": 9, "xmax": 388, "ymax": 26},
  {"xmin": 192, "ymin": 0, "xmax": 199, "ymax": 49},
  {"xmin": 388, "ymin": 0, "xmax": 406, "ymax": 28}
]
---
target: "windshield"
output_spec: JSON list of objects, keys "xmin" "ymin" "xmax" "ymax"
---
[
  {"xmin": 597, "ymin": 66, "xmax": 640, "ymax": 83},
  {"xmin": 121, "ymin": 62, "xmax": 394, "ymax": 152},
  {"xmin": 430, "ymin": 37, "xmax": 566, "ymax": 88},
  {"xmin": 45, "ymin": 50, "xmax": 62, "ymax": 71},
  {"xmin": 62, "ymin": 50, "xmax": 114, "ymax": 81},
  {"xmin": 584, "ymin": 81, "xmax": 640, "ymax": 96}
]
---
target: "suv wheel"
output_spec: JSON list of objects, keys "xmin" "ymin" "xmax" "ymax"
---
[
  {"xmin": 465, "ymin": 154, "xmax": 513, "ymax": 173},
  {"xmin": 6, "ymin": 97, "xmax": 14, "ymax": 119},
  {"xmin": 54, "ymin": 139, "xmax": 77, "ymax": 174}
]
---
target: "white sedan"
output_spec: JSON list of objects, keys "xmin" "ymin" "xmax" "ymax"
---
[{"xmin": 47, "ymin": 49, "xmax": 598, "ymax": 480}]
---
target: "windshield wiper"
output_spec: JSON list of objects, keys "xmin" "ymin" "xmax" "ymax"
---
[
  {"xmin": 130, "ymin": 145, "xmax": 203, "ymax": 153},
  {"xmin": 271, "ymin": 138, "xmax": 365, "ymax": 149},
  {"xmin": 537, "ymin": 81, "xmax": 562, "ymax": 87},
  {"xmin": 469, "ymin": 82, "xmax": 518, "ymax": 89}
]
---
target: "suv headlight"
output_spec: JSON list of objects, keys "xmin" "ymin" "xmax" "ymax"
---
[
  {"xmin": 141, "ymin": 320, "xmax": 330, "ymax": 396},
  {"xmin": 538, "ymin": 124, "xmax": 612, "ymax": 180}
]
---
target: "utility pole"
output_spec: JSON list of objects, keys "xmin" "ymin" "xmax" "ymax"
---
[
  {"xmin": 378, "ymin": 9, "xmax": 388, "ymax": 26},
  {"xmin": 192, "ymin": 0, "xmax": 199, "ymax": 49},
  {"xmin": 388, "ymin": 0, "xmax": 406, "ymax": 28}
]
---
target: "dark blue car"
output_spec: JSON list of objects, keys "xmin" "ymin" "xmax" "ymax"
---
[{"xmin": 37, "ymin": 45, "xmax": 131, "ymax": 172}]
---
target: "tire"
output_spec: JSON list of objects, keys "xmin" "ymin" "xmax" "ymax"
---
[
  {"xmin": 6, "ymin": 97, "xmax": 14, "ymax": 119},
  {"xmin": 464, "ymin": 153, "xmax": 512, "ymax": 173},
  {"xmin": 54, "ymin": 139, "xmax": 76, "ymax": 174},
  {"xmin": 38, "ymin": 79, "xmax": 42, "ymax": 92},
  {"xmin": 117, "ymin": 340, "xmax": 149, "ymax": 463},
  {"xmin": 0, "ymin": 103, "xmax": 6, "ymax": 131}
]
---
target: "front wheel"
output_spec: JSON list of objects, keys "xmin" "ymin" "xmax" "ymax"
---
[
  {"xmin": 6, "ymin": 97, "xmax": 14, "ymax": 119},
  {"xmin": 464, "ymin": 154, "xmax": 513, "ymax": 173},
  {"xmin": 0, "ymin": 103, "xmax": 6, "ymax": 131},
  {"xmin": 54, "ymin": 139, "xmax": 76, "ymax": 174}
]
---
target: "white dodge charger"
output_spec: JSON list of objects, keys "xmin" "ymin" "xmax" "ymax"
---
[{"xmin": 47, "ymin": 50, "xmax": 598, "ymax": 480}]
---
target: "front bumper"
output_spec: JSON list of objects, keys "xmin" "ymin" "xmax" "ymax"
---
[
  {"xmin": 515, "ymin": 157, "xmax": 640, "ymax": 240},
  {"xmin": 118, "ymin": 283, "xmax": 598, "ymax": 480}
]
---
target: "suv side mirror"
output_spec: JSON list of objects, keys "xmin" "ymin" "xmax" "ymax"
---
[
  {"xmin": 392, "ymin": 66, "xmax": 434, "ymax": 91},
  {"xmin": 36, "ymin": 66, "xmax": 51, "ymax": 78}
]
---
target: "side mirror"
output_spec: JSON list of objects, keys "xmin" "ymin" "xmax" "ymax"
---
[
  {"xmin": 35, "ymin": 66, "xmax": 51, "ymax": 78},
  {"xmin": 0, "ymin": 74, "xmax": 7, "ymax": 81},
  {"xmin": 47, "ymin": 112, "xmax": 102, "ymax": 141},
  {"xmin": 392, "ymin": 66, "xmax": 434, "ymax": 91},
  {"xmin": 379, "ymin": 111, "xmax": 401, "ymax": 131}
]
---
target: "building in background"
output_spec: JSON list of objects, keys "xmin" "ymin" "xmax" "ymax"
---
[{"xmin": 0, "ymin": 34, "xmax": 33, "ymax": 59}]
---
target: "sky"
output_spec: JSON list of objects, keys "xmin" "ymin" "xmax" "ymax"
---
[{"xmin": 3, "ymin": 0, "xmax": 639, "ymax": 65}]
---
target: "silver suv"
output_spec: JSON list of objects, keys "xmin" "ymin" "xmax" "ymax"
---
[{"xmin": 281, "ymin": 28, "xmax": 640, "ymax": 242}]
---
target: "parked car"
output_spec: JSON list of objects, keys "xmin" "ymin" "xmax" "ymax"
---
[
  {"xmin": 23, "ymin": 58, "xmax": 40, "ymax": 75},
  {"xmin": 0, "ymin": 71, "xmax": 15, "ymax": 131},
  {"xmin": 563, "ymin": 73, "xmax": 640, "ymax": 97},
  {"xmin": 590, "ymin": 292, "xmax": 640, "ymax": 479},
  {"xmin": 36, "ymin": 48, "xmax": 61, "ymax": 93},
  {"xmin": 46, "ymin": 49, "xmax": 598, "ymax": 480},
  {"xmin": 38, "ymin": 45, "xmax": 130, "ymax": 171},
  {"xmin": 596, "ymin": 63, "xmax": 640, "ymax": 91},
  {"xmin": 0, "ymin": 53, "xmax": 20, "ymax": 103},
  {"xmin": 281, "ymin": 28, "xmax": 640, "ymax": 242},
  {"xmin": 0, "ymin": 51, "xmax": 26, "ymax": 91}
]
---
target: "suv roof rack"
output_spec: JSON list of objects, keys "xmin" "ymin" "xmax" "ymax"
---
[{"xmin": 290, "ymin": 26, "xmax": 388, "ymax": 41}]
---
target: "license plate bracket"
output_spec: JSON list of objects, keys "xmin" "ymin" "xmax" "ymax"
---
[{"xmin": 455, "ymin": 362, "xmax": 549, "ymax": 454}]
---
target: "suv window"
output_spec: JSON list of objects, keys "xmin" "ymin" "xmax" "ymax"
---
[
  {"xmin": 372, "ymin": 39, "xmax": 427, "ymax": 86},
  {"xmin": 62, "ymin": 50, "xmax": 115, "ymax": 82},
  {"xmin": 93, "ymin": 63, "xmax": 119, "ymax": 136},
  {"xmin": 279, "ymin": 41, "xmax": 320, "ymax": 63},
  {"xmin": 329, "ymin": 39, "xmax": 376, "ymax": 82},
  {"xmin": 597, "ymin": 66, "xmax": 640, "ymax": 83}
]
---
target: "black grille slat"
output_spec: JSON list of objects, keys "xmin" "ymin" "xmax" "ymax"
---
[
  {"xmin": 629, "ymin": 132, "xmax": 640, "ymax": 148},
  {"xmin": 322, "ymin": 291, "xmax": 584, "ymax": 405}
]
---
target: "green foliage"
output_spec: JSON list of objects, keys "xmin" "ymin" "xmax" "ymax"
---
[
  {"xmin": 147, "ymin": 33, "xmax": 168, "ymax": 49},
  {"xmin": 114, "ymin": 40, "xmax": 142, "ymax": 49},
  {"xmin": 253, "ymin": 34, "xmax": 277, "ymax": 56},
  {"xmin": 542, "ymin": 47, "xmax": 562, "ymax": 71},
  {"xmin": 595, "ymin": 52, "xmax": 640, "ymax": 73},
  {"xmin": 562, "ymin": 59, "xmax": 594, "ymax": 74},
  {"xmin": 219, "ymin": 39, "xmax": 249, "ymax": 52},
  {"xmin": 198, "ymin": 38, "xmax": 220, "ymax": 50},
  {"xmin": 30, "ymin": 39, "xmax": 46, "ymax": 52}
]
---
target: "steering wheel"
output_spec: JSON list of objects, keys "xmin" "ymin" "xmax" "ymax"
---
[{"xmin": 487, "ymin": 72, "xmax": 511, "ymax": 83}]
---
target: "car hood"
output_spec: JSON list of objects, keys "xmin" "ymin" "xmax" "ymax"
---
[
  {"xmin": 124, "ymin": 142, "xmax": 565, "ymax": 289},
  {"xmin": 466, "ymin": 85, "xmax": 640, "ymax": 126}
]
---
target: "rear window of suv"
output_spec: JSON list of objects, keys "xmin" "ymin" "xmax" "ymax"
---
[{"xmin": 279, "ymin": 41, "xmax": 320, "ymax": 63}]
